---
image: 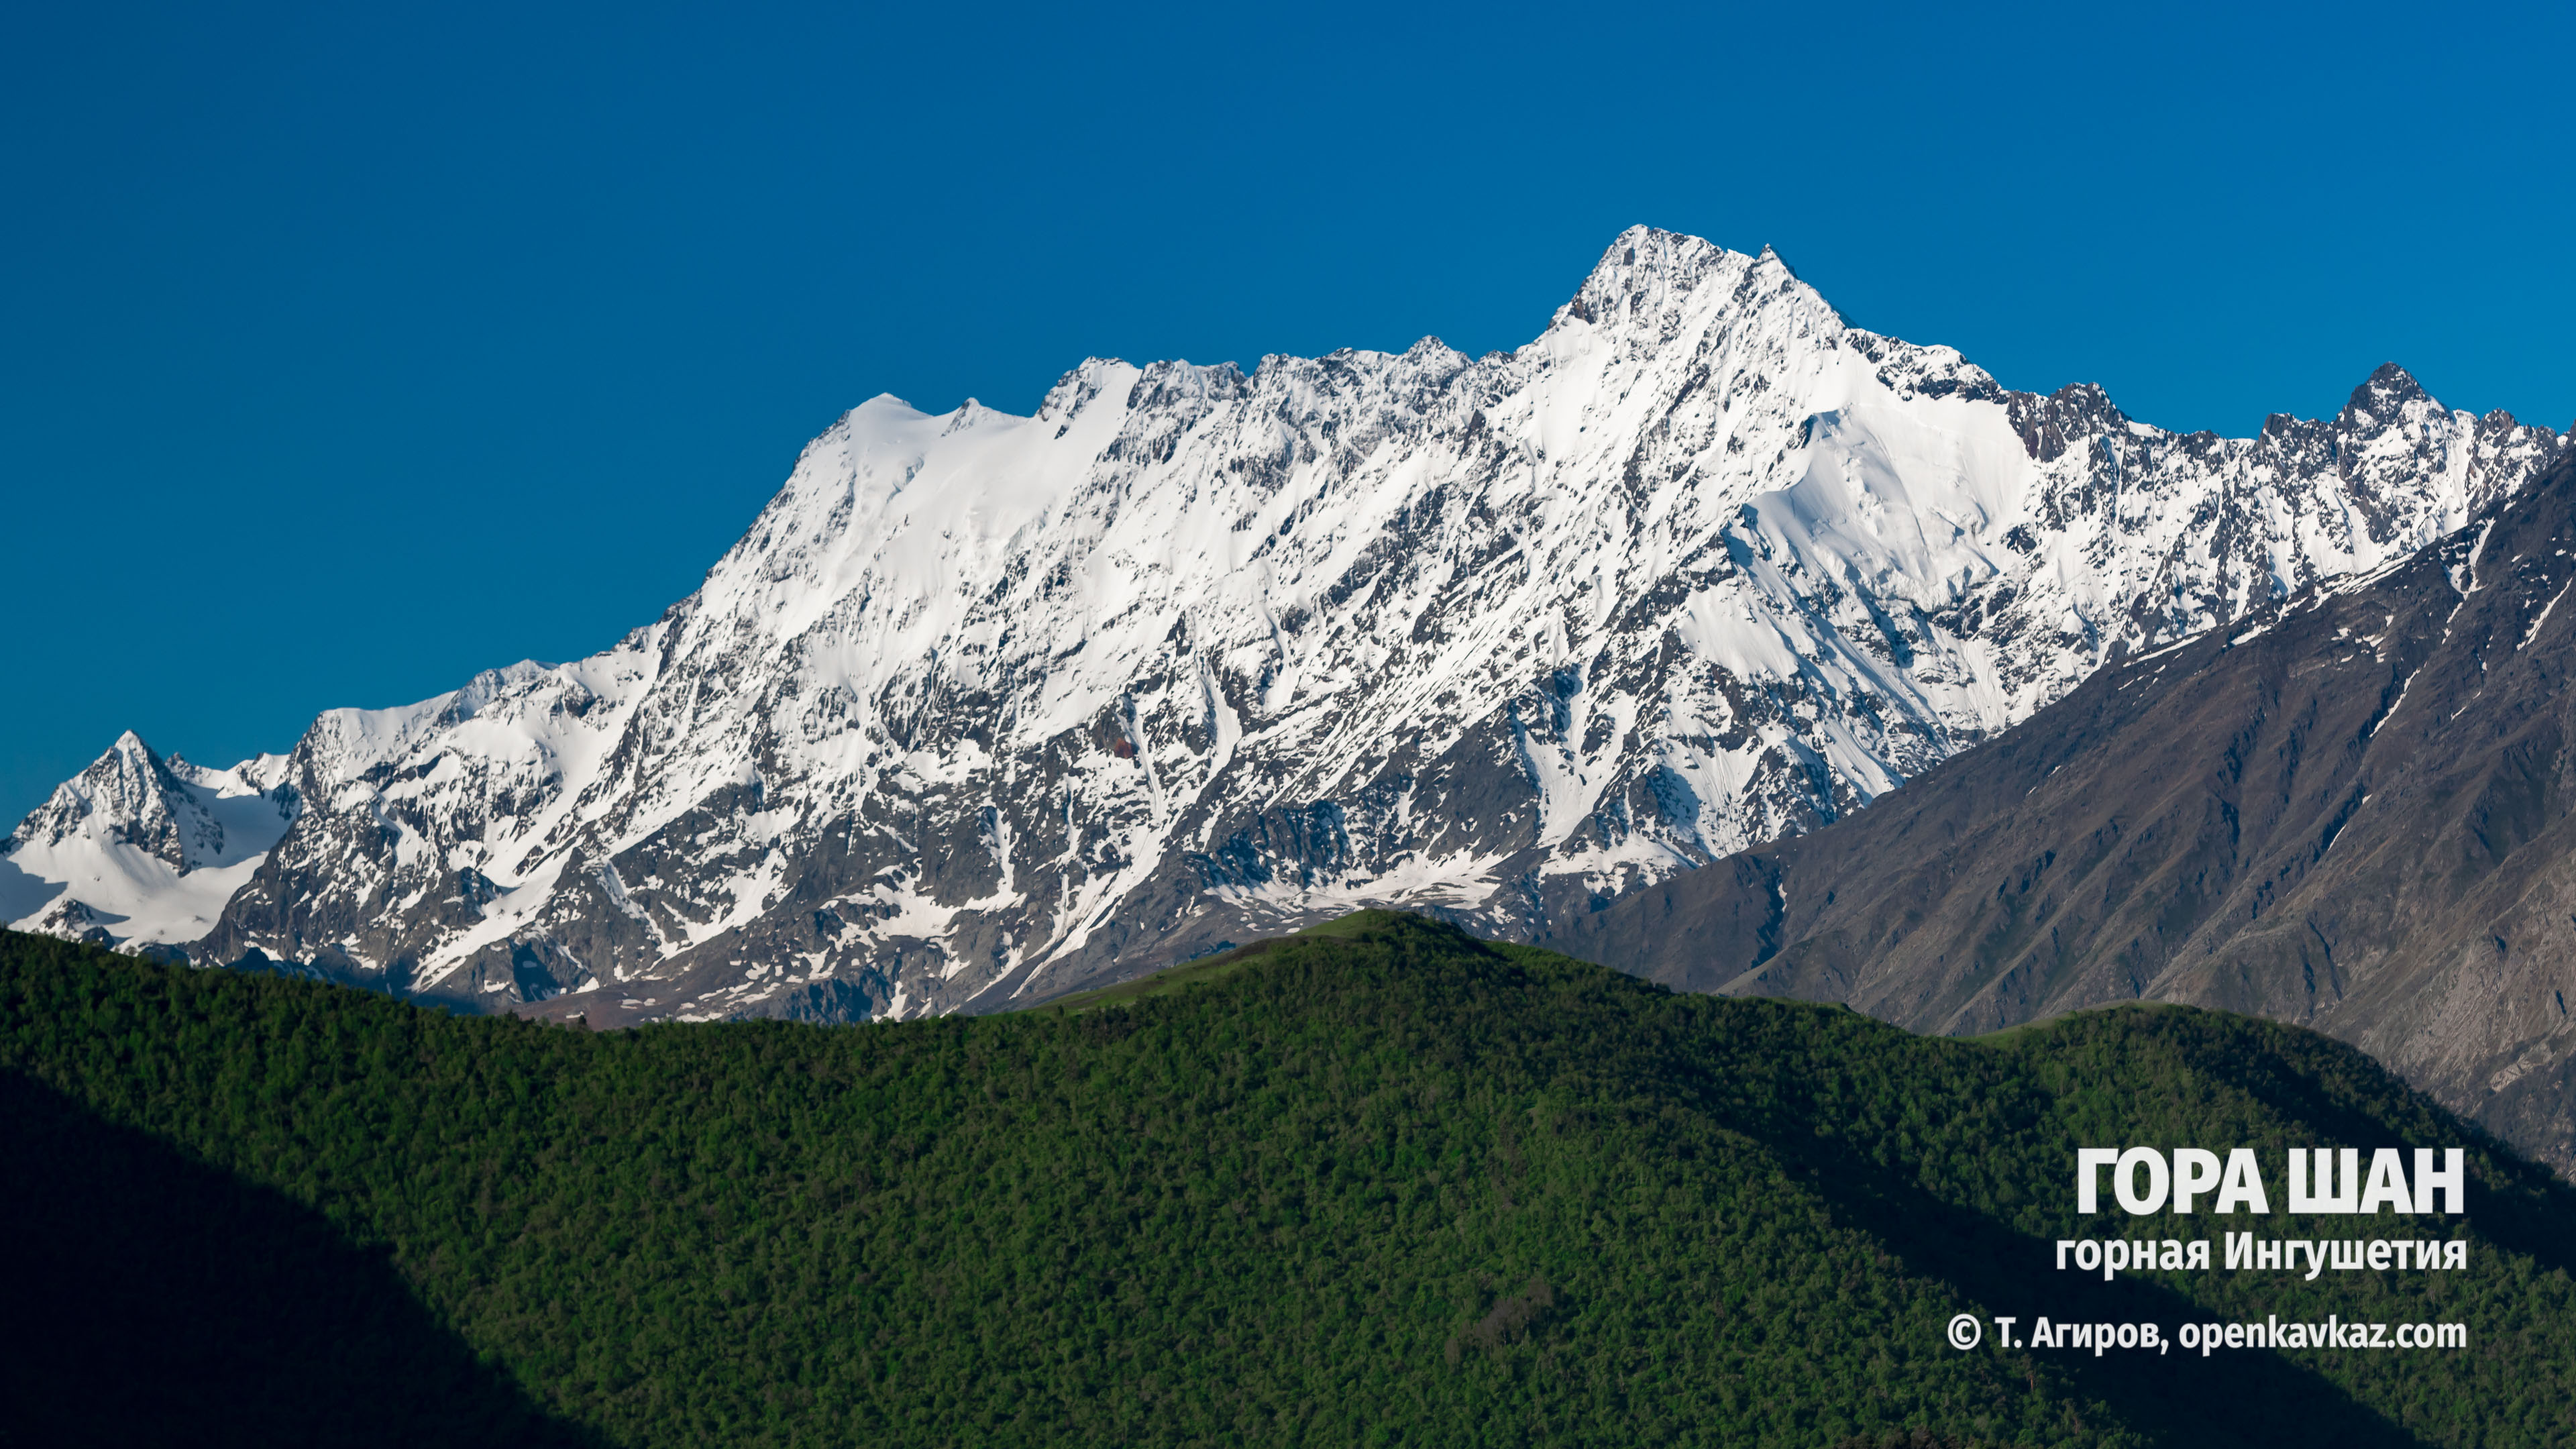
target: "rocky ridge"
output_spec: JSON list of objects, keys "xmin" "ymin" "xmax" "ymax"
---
[{"xmin": 7, "ymin": 227, "xmax": 2564, "ymax": 1024}]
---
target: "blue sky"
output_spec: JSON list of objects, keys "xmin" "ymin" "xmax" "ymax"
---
[{"xmin": 4, "ymin": 0, "xmax": 2571, "ymax": 820}]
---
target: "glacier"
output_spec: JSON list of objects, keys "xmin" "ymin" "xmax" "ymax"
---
[{"xmin": 9, "ymin": 226, "xmax": 2564, "ymax": 1024}]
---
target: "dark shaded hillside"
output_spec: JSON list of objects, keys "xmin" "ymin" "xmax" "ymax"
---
[
  {"xmin": 5, "ymin": 920, "xmax": 2571, "ymax": 1447},
  {"xmin": 1548, "ymin": 448, "xmax": 2576, "ymax": 1176},
  {"xmin": 0, "ymin": 1066, "xmax": 602, "ymax": 1447}
]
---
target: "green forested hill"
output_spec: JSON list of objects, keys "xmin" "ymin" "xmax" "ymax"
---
[{"xmin": 1, "ymin": 916, "xmax": 2569, "ymax": 1448}]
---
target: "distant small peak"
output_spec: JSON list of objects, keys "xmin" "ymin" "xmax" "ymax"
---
[
  {"xmin": 1607, "ymin": 222, "xmax": 1664, "ymax": 250},
  {"xmin": 2342, "ymin": 363, "xmax": 2435, "ymax": 428},
  {"xmin": 941, "ymin": 398, "xmax": 994, "ymax": 436},
  {"xmin": 1036, "ymin": 358, "xmax": 1139, "ymax": 423},
  {"xmin": 1399, "ymin": 336, "xmax": 1467, "ymax": 371},
  {"xmin": 98, "ymin": 730, "xmax": 171, "ymax": 778},
  {"xmin": 850, "ymin": 393, "xmax": 923, "ymax": 421}
]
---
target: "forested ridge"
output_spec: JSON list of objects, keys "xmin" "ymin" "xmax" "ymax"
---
[{"xmin": 1, "ymin": 915, "xmax": 2569, "ymax": 1448}]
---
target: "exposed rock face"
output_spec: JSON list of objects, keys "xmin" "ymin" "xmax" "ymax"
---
[
  {"xmin": 1549, "ymin": 448, "xmax": 2576, "ymax": 1174},
  {"xmin": 12, "ymin": 227, "xmax": 2565, "ymax": 1026}
]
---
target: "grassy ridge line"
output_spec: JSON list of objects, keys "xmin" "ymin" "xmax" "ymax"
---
[
  {"xmin": 1025, "ymin": 912, "xmax": 1399, "ymax": 1012},
  {"xmin": 1, "ymin": 917, "xmax": 2571, "ymax": 1448},
  {"xmin": 1026, "ymin": 939, "xmax": 1289, "ymax": 1012}
]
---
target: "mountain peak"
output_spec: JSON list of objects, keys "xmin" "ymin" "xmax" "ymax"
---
[
  {"xmin": 2351, "ymin": 360, "xmax": 2432, "ymax": 407},
  {"xmin": 2337, "ymin": 362, "xmax": 2446, "ymax": 441},
  {"xmin": 1589, "ymin": 224, "xmax": 1725, "ymax": 278},
  {"xmin": 8, "ymin": 729, "xmax": 184, "ymax": 865},
  {"xmin": 1556, "ymin": 226, "xmax": 1739, "ymax": 330},
  {"xmin": 1034, "ymin": 358, "xmax": 1142, "ymax": 425}
]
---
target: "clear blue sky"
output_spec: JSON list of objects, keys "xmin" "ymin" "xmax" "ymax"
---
[{"xmin": 5, "ymin": 0, "xmax": 2571, "ymax": 820}]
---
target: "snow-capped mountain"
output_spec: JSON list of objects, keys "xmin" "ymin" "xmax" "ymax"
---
[
  {"xmin": 12, "ymin": 227, "xmax": 2565, "ymax": 1024},
  {"xmin": 1, "ymin": 732, "xmax": 297, "ymax": 951}
]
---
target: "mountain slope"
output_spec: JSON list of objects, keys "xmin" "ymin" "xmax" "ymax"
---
[
  {"xmin": 13, "ymin": 227, "xmax": 2565, "ymax": 1024},
  {"xmin": 1548, "ymin": 446, "xmax": 2576, "ymax": 1174},
  {"xmin": 7, "ymin": 916, "xmax": 2572, "ymax": 1448}
]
